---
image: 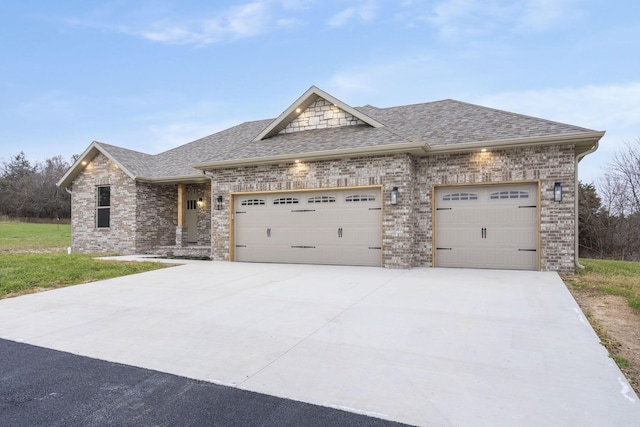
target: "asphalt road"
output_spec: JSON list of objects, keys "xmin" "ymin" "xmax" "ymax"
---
[{"xmin": 0, "ymin": 339, "xmax": 410, "ymax": 427}]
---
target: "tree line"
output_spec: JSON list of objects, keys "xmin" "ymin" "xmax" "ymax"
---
[
  {"xmin": 0, "ymin": 152, "xmax": 72, "ymax": 220},
  {"xmin": 579, "ymin": 139, "xmax": 640, "ymax": 261}
]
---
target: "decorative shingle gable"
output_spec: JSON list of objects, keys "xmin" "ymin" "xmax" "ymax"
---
[{"xmin": 279, "ymin": 97, "xmax": 365, "ymax": 134}]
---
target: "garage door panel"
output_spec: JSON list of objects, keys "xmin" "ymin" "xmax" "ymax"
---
[
  {"xmin": 234, "ymin": 188, "xmax": 382, "ymax": 267},
  {"xmin": 436, "ymin": 225, "xmax": 483, "ymax": 247},
  {"xmin": 435, "ymin": 184, "xmax": 538, "ymax": 270}
]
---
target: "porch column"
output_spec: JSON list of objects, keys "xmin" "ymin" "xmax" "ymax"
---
[
  {"xmin": 176, "ymin": 183, "xmax": 187, "ymax": 247},
  {"xmin": 177, "ymin": 183, "xmax": 186, "ymax": 227}
]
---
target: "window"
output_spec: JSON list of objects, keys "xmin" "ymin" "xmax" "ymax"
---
[
  {"xmin": 442, "ymin": 192, "xmax": 478, "ymax": 201},
  {"xmin": 490, "ymin": 191, "xmax": 529, "ymax": 200},
  {"xmin": 308, "ymin": 196, "xmax": 335, "ymax": 204},
  {"xmin": 273, "ymin": 197, "xmax": 299, "ymax": 205},
  {"xmin": 241, "ymin": 199, "xmax": 265, "ymax": 206},
  {"xmin": 97, "ymin": 186, "xmax": 111, "ymax": 228},
  {"xmin": 345, "ymin": 194, "xmax": 376, "ymax": 202}
]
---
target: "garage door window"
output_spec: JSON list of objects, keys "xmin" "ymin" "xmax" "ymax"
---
[
  {"xmin": 345, "ymin": 195, "xmax": 376, "ymax": 202},
  {"xmin": 308, "ymin": 196, "xmax": 336, "ymax": 203},
  {"xmin": 274, "ymin": 197, "xmax": 299, "ymax": 205},
  {"xmin": 490, "ymin": 191, "xmax": 529, "ymax": 200},
  {"xmin": 241, "ymin": 199, "xmax": 265, "ymax": 206},
  {"xmin": 442, "ymin": 192, "xmax": 478, "ymax": 201}
]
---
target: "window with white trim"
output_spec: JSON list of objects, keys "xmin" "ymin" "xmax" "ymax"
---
[{"xmin": 97, "ymin": 186, "xmax": 111, "ymax": 228}]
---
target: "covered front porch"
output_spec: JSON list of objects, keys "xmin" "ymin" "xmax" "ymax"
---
[{"xmin": 147, "ymin": 181, "xmax": 212, "ymax": 259}]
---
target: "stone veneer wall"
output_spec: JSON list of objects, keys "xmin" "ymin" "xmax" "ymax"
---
[
  {"xmin": 279, "ymin": 98, "xmax": 365, "ymax": 134},
  {"xmin": 70, "ymin": 153, "xmax": 137, "ymax": 254},
  {"xmin": 416, "ymin": 144, "xmax": 576, "ymax": 274},
  {"xmin": 210, "ymin": 154, "xmax": 415, "ymax": 268}
]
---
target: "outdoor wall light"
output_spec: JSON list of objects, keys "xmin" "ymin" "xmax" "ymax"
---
[
  {"xmin": 554, "ymin": 182, "xmax": 562, "ymax": 202},
  {"xmin": 197, "ymin": 197, "xmax": 203, "ymax": 207},
  {"xmin": 391, "ymin": 187, "xmax": 399, "ymax": 205},
  {"xmin": 216, "ymin": 195, "xmax": 223, "ymax": 210}
]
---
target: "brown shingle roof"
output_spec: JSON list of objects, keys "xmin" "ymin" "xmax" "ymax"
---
[{"xmin": 63, "ymin": 95, "xmax": 601, "ymax": 185}]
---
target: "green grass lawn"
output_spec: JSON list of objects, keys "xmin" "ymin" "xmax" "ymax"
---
[
  {"xmin": 0, "ymin": 221, "xmax": 71, "ymax": 254},
  {"xmin": 0, "ymin": 221, "xmax": 169, "ymax": 298},
  {"xmin": 568, "ymin": 258, "xmax": 640, "ymax": 312}
]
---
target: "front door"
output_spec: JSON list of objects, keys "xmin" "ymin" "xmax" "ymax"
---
[{"xmin": 186, "ymin": 198, "xmax": 198, "ymax": 243}]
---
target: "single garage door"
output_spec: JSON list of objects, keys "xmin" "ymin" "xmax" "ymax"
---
[
  {"xmin": 234, "ymin": 188, "xmax": 382, "ymax": 266},
  {"xmin": 434, "ymin": 183, "xmax": 539, "ymax": 270}
]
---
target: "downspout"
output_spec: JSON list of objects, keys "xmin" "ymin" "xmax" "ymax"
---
[
  {"xmin": 203, "ymin": 171, "xmax": 216, "ymax": 260},
  {"xmin": 574, "ymin": 142, "xmax": 599, "ymax": 270}
]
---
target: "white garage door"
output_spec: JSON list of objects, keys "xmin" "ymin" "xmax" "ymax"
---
[
  {"xmin": 434, "ymin": 183, "xmax": 539, "ymax": 270},
  {"xmin": 234, "ymin": 188, "xmax": 382, "ymax": 266}
]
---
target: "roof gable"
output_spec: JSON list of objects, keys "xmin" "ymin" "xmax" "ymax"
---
[
  {"xmin": 252, "ymin": 86, "xmax": 384, "ymax": 142},
  {"xmin": 56, "ymin": 141, "xmax": 142, "ymax": 189}
]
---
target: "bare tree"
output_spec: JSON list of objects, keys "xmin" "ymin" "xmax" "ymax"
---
[
  {"xmin": 598, "ymin": 139, "xmax": 640, "ymax": 260},
  {"xmin": 0, "ymin": 152, "xmax": 72, "ymax": 220}
]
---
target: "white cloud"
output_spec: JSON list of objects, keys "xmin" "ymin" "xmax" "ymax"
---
[
  {"xmin": 65, "ymin": 2, "xmax": 279, "ymax": 46},
  {"xmin": 425, "ymin": 0, "xmax": 578, "ymax": 38},
  {"xmin": 327, "ymin": 0, "xmax": 377, "ymax": 28},
  {"xmin": 141, "ymin": 2, "xmax": 271, "ymax": 45},
  {"xmin": 517, "ymin": 0, "xmax": 577, "ymax": 32}
]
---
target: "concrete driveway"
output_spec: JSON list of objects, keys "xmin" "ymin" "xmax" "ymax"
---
[{"xmin": 0, "ymin": 260, "xmax": 638, "ymax": 426}]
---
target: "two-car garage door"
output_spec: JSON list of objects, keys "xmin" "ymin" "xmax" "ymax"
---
[
  {"xmin": 434, "ymin": 183, "xmax": 539, "ymax": 270},
  {"xmin": 233, "ymin": 188, "xmax": 382, "ymax": 266}
]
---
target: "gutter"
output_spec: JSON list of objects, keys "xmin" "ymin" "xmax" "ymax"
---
[
  {"xmin": 574, "ymin": 141, "xmax": 600, "ymax": 270},
  {"xmin": 192, "ymin": 141, "xmax": 429, "ymax": 170},
  {"xmin": 427, "ymin": 131, "xmax": 605, "ymax": 154}
]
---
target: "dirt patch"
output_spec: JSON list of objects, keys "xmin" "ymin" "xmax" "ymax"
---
[{"xmin": 570, "ymin": 290, "xmax": 640, "ymax": 394}]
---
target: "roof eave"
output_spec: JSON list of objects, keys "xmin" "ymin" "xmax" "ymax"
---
[
  {"xmin": 425, "ymin": 131, "xmax": 605, "ymax": 155},
  {"xmin": 136, "ymin": 175, "xmax": 211, "ymax": 185},
  {"xmin": 192, "ymin": 142, "xmax": 429, "ymax": 170},
  {"xmin": 56, "ymin": 141, "xmax": 138, "ymax": 189}
]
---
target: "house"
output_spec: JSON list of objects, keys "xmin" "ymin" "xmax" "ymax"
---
[{"xmin": 57, "ymin": 86, "xmax": 604, "ymax": 273}]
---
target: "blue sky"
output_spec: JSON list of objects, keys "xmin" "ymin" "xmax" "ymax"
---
[{"xmin": 1, "ymin": 1, "xmax": 638, "ymax": 183}]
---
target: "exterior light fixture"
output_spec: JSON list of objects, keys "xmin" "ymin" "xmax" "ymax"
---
[
  {"xmin": 295, "ymin": 108, "xmax": 301, "ymax": 113},
  {"xmin": 554, "ymin": 182, "xmax": 562, "ymax": 202},
  {"xmin": 480, "ymin": 148, "xmax": 487, "ymax": 153},
  {"xmin": 197, "ymin": 197, "xmax": 203, "ymax": 207},
  {"xmin": 81, "ymin": 161, "xmax": 87, "ymax": 165},
  {"xmin": 390, "ymin": 187, "xmax": 399, "ymax": 205},
  {"xmin": 216, "ymin": 195, "xmax": 223, "ymax": 210}
]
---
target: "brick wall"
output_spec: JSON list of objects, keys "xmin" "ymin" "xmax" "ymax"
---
[
  {"xmin": 210, "ymin": 154, "xmax": 415, "ymax": 268},
  {"xmin": 70, "ymin": 153, "xmax": 137, "ymax": 254},
  {"xmin": 211, "ymin": 144, "xmax": 576, "ymax": 272},
  {"xmin": 135, "ymin": 183, "xmax": 178, "ymax": 253},
  {"xmin": 280, "ymin": 98, "xmax": 365, "ymax": 134},
  {"xmin": 416, "ymin": 144, "xmax": 576, "ymax": 273},
  {"xmin": 71, "ymin": 145, "xmax": 577, "ymax": 272}
]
